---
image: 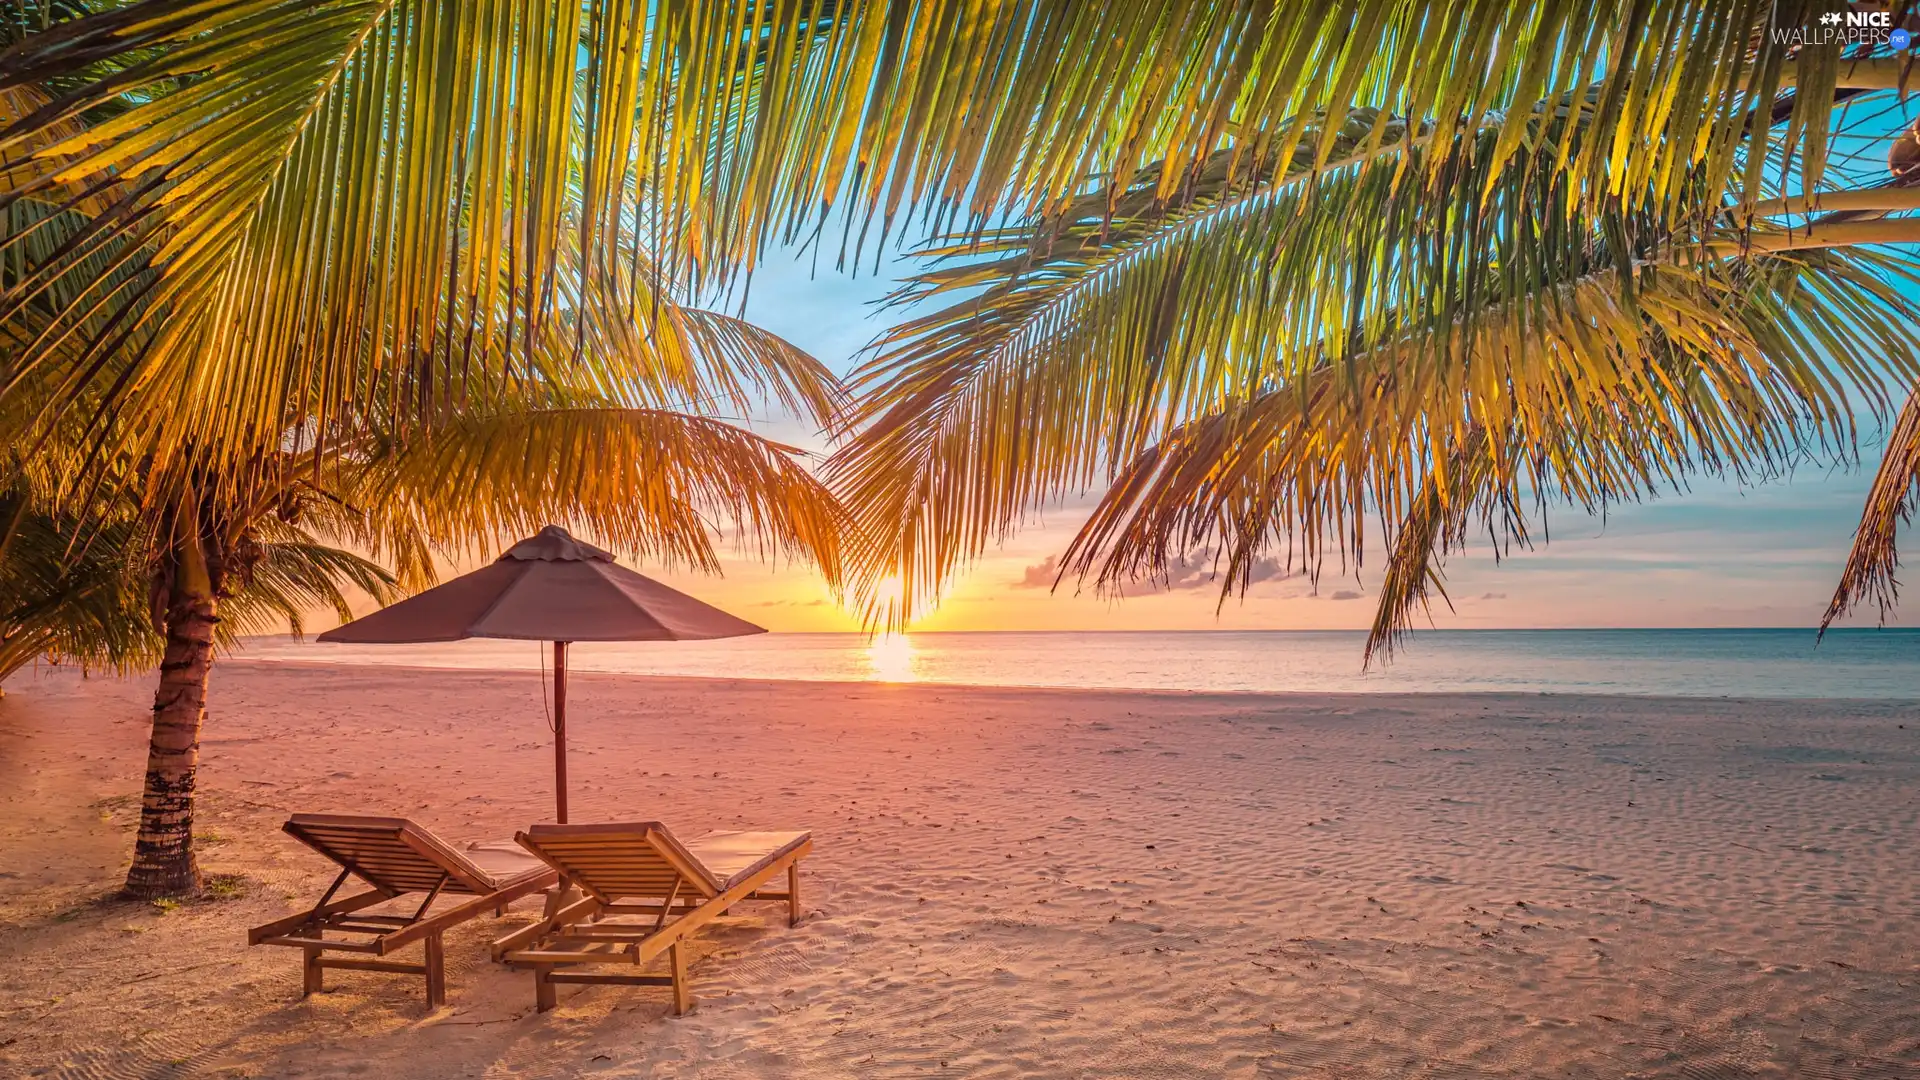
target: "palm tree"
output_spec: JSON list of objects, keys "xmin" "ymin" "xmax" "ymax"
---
[
  {"xmin": 822, "ymin": 8, "xmax": 1920, "ymax": 653},
  {"xmin": 0, "ymin": 470, "xmax": 399, "ymax": 690},
  {"xmin": 2, "ymin": 459, "xmax": 408, "ymax": 893},
  {"xmin": 2, "ymin": 467, "xmax": 161, "ymax": 688},
  {"xmin": 0, "ymin": 0, "xmax": 850, "ymax": 896}
]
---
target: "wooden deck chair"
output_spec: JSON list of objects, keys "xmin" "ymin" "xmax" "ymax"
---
[
  {"xmin": 492, "ymin": 822, "xmax": 812, "ymax": 1014},
  {"xmin": 248, "ymin": 814, "xmax": 560, "ymax": 1006}
]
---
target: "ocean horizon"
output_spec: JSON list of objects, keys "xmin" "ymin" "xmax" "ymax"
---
[{"xmin": 236, "ymin": 626, "xmax": 1920, "ymax": 699}]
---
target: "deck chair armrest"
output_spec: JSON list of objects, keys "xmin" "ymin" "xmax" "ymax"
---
[
  {"xmin": 630, "ymin": 844, "xmax": 808, "ymax": 966},
  {"xmin": 247, "ymin": 887, "xmax": 394, "ymax": 945},
  {"xmin": 491, "ymin": 894, "xmax": 602, "ymax": 960},
  {"xmin": 381, "ymin": 869, "xmax": 561, "ymax": 952}
]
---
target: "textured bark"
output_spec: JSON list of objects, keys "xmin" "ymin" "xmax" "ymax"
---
[{"xmin": 124, "ymin": 547, "xmax": 220, "ymax": 898}]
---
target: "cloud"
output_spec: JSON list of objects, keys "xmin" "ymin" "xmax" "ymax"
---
[
  {"xmin": 751, "ymin": 598, "xmax": 827, "ymax": 608},
  {"xmin": 1015, "ymin": 547, "xmax": 1303, "ymax": 595},
  {"xmin": 1328, "ymin": 589, "xmax": 1364, "ymax": 601},
  {"xmin": 1132, "ymin": 549, "xmax": 1299, "ymax": 595},
  {"xmin": 1479, "ymin": 592, "xmax": 1507, "ymax": 600},
  {"xmin": 1013, "ymin": 554, "xmax": 1062, "ymax": 589}
]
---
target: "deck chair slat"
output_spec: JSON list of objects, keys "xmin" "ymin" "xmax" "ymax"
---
[
  {"xmin": 319, "ymin": 853, "xmax": 440, "ymax": 869},
  {"xmin": 310, "ymin": 837, "xmax": 414, "ymax": 849},
  {"xmin": 570, "ymin": 879, "xmax": 682, "ymax": 894},
  {"xmin": 326, "ymin": 849, "xmax": 449, "ymax": 864},
  {"xmin": 545, "ymin": 853, "xmax": 677, "ymax": 864},
  {"xmin": 328, "ymin": 864, "xmax": 444, "ymax": 879},
  {"xmin": 572, "ymin": 870, "xmax": 682, "ymax": 881},
  {"xmin": 558, "ymin": 865, "xmax": 680, "ymax": 877},
  {"xmin": 317, "ymin": 848, "xmax": 435, "ymax": 861},
  {"xmin": 554, "ymin": 866, "xmax": 681, "ymax": 881}
]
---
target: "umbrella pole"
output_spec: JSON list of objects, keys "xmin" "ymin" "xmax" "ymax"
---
[{"xmin": 553, "ymin": 640, "xmax": 569, "ymax": 824}]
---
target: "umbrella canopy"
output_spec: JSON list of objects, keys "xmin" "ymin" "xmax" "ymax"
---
[
  {"xmin": 319, "ymin": 525, "xmax": 765, "ymax": 821},
  {"xmin": 318, "ymin": 525, "xmax": 765, "ymax": 643}
]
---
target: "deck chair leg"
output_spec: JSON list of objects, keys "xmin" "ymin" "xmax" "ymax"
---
[
  {"xmin": 669, "ymin": 943, "xmax": 692, "ymax": 1016},
  {"xmin": 301, "ymin": 946, "xmax": 324, "ymax": 996},
  {"xmin": 424, "ymin": 931, "xmax": 447, "ymax": 1007},
  {"xmin": 533, "ymin": 966, "xmax": 557, "ymax": 1012},
  {"xmin": 787, "ymin": 862, "xmax": 803, "ymax": 927}
]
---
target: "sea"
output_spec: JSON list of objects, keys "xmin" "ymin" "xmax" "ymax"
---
[{"xmin": 238, "ymin": 628, "xmax": 1920, "ymax": 699}]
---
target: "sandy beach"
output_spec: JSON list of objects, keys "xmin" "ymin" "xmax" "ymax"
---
[{"xmin": 1, "ymin": 661, "xmax": 1915, "ymax": 1079}]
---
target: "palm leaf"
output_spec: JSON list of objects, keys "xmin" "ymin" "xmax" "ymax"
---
[
  {"xmin": 346, "ymin": 399, "xmax": 846, "ymax": 582},
  {"xmin": 221, "ymin": 532, "xmax": 402, "ymax": 638},
  {"xmin": 0, "ymin": 467, "xmax": 406, "ymax": 681},
  {"xmin": 1822, "ymin": 387, "xmax": 1920, "ymax": 632},
  {"xmin": 1057, "ymin": 245, "xmax": 1920, "ymax": 646}
]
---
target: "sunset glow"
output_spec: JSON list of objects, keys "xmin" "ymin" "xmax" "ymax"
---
[{"xmin": 864, "ymin": 632, "xmax": 918, "ymax": 682}]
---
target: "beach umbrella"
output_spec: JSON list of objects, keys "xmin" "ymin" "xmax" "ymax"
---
[{"xmin": 318, "ymin": 525, "xmax": 764, "ymax": 821}]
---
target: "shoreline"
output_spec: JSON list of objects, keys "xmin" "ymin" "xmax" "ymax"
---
[{"xmin": 212, "ymin": 656, "xmax": 1920, "ymax": 706}]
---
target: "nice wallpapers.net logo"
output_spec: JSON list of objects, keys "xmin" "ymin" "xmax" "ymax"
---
[{"xmin": 1771, "ymin": 9, "xmax": 1910, "ymax": 49}]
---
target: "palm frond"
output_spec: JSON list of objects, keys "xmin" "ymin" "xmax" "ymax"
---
[
  {"xmin": 347, "ymin": 401, "xmax": 846, "ymax": 583},
  {"xmin": 0, "ymin": 466, "xmax": 410, "ymax": 679},
  {"xmin": 1057, "ymin": 245, "xmax": 1920, "ymax": 649},
  {"xmin": 0, "ymin": 479, "xmax": 159, "ymax": 680},
  {"xmin": 1364, "ymin": 427, "xmax": 1495, "ymax": 667},
  {"xmin": 220, "ymin": 534, "xmax": 401, "ymax": 639},
  {"xmin": 1823, "ymin": 386, "xmax": 1920, "ymax": 632}
]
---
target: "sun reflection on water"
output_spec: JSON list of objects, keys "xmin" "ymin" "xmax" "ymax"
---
[{"xmin": 866, "ymin": 632, "xmax": 918, "ymax": 682}]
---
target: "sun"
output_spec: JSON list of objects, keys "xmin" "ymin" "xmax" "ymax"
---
[
  {"xmin": 865, "ymin": 631, "xmax": 918, "ymax": 682},
  {"xmin": 848, "ymin": 576, "xmax": 922, "ymax": 682}
]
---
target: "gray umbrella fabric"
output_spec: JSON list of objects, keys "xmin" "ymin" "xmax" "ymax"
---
[
  {"xmin": 319, "ymin": 526, "xmax": 765, "ymax": 643},
  {"xmin": 319, "ymin": 525, "xmax": 765, "ymax": 820}
]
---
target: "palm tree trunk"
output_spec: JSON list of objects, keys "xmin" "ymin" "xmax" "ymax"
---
[{"xmin": 124, "ymin": 538, "xmax": 220, "ymax": 898}]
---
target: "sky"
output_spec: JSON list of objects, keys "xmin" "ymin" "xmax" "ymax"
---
[{"xmin": 608, "ymin": 243, "xmax": 1910, "ymax": 635}]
